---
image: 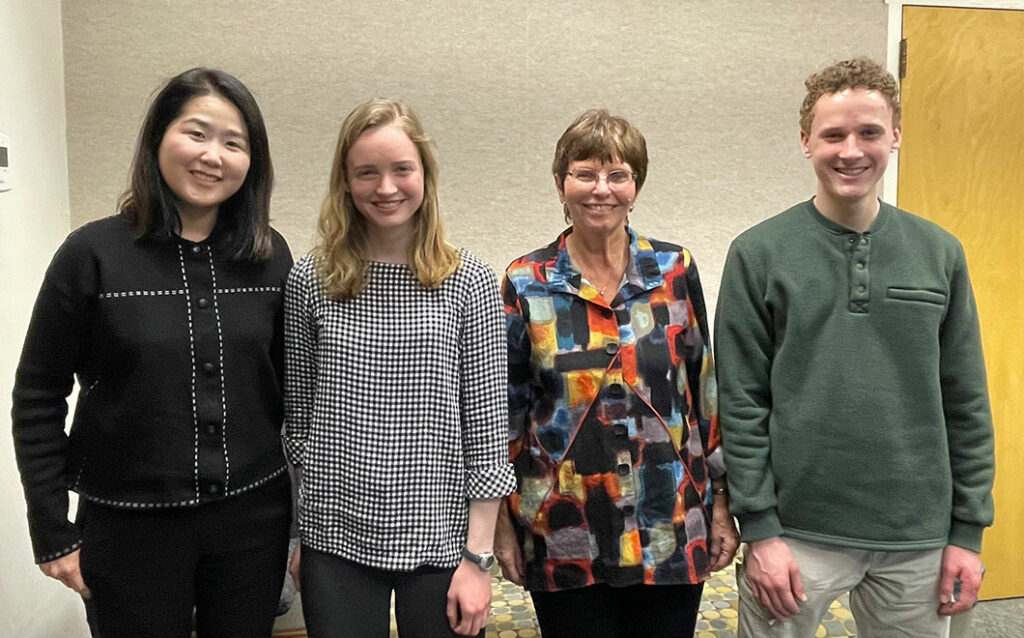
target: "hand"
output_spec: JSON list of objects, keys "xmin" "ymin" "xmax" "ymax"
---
[
  {"xmin": 708, "ymin": 499, "xmax": 740, "ymax": 572},
  {"xmin": 288, "ymin": 541, "xmax": 301, "ymax": 591},
  {"xmin": 39, "ymin": 549, "xmax": 91, "ymax": 599},
  {"xmin": 744, "ymin": 537, "xmax": 806, "ymax": 620},
  {"xmin": 493, "ymin": 504, "xmax": 525, "ymax": 586},
  {"xmin": 446, "ymin": 560, "xmax": 492, "ymax": 636},
  {"xmin": 937, "ymin": 544, "xmax": 984, "ymax": 616}
]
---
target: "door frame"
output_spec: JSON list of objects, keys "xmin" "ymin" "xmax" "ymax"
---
[{"xmin": 882, "ymin": 0, "xmax": 1024, "ymax": 204}]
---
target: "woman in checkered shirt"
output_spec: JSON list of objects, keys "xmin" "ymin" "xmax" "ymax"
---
[{"xmin": 283, "ymin": 99, "xmax": 515, "ymax": 637}]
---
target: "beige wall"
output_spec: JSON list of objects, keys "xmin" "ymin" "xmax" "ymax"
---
[
  {"xmin": 0, "ymin": 1, "xmax": 90, "ymax": 637},
  {"xmin": 61, "ymin": 0, "xmax": 888, "ymax": 317}
]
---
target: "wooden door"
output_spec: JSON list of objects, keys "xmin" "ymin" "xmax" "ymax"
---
[{"xmin": 898, "ymin": 5, "xmax": 1024, "ymax": 600}]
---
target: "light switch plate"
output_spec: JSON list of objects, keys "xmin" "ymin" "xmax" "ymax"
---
[{"xmin": 0, "ymin": 132, "xmax": 11, "ymax": 192}]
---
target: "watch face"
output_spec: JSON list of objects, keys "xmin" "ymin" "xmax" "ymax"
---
[
  {"xmin": 479, "ymin": 553, "xmax": 496, "ymax": 570},
  {"xmin": 463, "ymin": 547, "xmax": 496, "ymax": 570}
]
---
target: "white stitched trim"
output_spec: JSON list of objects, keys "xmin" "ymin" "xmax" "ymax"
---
[
  {"xmin": 80, "ymin": 496, "xmax": 199, "ymax": 508},
  {"xmin": 98, "ymin": 289, "xmax": 187, "ymax": 298},
  {"xmin": 178, "ymin": 244, "xmax": 201, "ymax": 500},
  {"xmin": 98, "ymin": 287, "xmax": 278, "ymax": 299},
  {"xmin": 74, "ymin": 466, "xmax": 287, "ymax": 509},
  {"xmin": 37, "ymin": 539, "xmax": 84, "ymax": 564},
  {"xmin": 222, "ymin": 465, "xmax": 285, "ymax": 497},
  {"xmin": 217, "ymin": 286, "xmax": 281, "ymax": 294},
  {"xmin": 206, "ymin": 250, "xmax": 231, "ymax": 490}
]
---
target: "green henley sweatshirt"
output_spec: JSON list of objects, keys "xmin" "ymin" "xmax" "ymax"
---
[{"xmin": 715, "ymin": 199, "xmax": 994, "ymax": 553}]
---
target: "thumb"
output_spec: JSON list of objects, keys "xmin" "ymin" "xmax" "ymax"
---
[
  {"xmin": 789, "ymin": 563, "xmax": 808, "ymax": 602},
  {"xmin": 288, "ymin": 545, "xmax": 302, "ymax": 591},
  {"xmin": 446, "ymin": 589, "xmax": 459, "ymax": 629},
  {"xmin": 937, "ymin": 568, "xmax": 956, "ymax": 604}
]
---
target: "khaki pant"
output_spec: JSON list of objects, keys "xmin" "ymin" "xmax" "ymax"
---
[{"xmin": 737, "ymin": 537, "xmax": 950, "ymax": 638}]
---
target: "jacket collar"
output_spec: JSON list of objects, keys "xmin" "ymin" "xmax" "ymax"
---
[{"xmin": 538, "ymin": 226, "xmax": 666, "ymax": 304}]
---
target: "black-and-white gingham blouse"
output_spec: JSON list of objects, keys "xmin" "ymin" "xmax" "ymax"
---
[{"xmin": 283, "ymin": 251, "xmax": 515, "ymax": 571}]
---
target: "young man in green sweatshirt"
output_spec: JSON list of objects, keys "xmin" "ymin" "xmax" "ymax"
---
[{"xmin": 715, "ymin": 57, "xmax": 994, "ymax": 637}]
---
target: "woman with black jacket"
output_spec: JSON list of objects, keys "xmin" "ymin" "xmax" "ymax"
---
[{"xmin": 12, "ymin": 67, "xmax": 292, "ymax": 637}]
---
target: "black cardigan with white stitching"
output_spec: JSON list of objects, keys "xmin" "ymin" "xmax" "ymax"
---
[{"xmin": 12, "ymin": 215, "xmax": 293, "ymax": 563}]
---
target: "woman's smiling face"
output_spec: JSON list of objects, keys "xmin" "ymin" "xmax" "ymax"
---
[
  {"xmin": 157, "ymin": 94, "xmax": 251, "ymax": 220},
  {"xmin": 345, "ymin": 123, "xmax": 425, "ymax": 239}
]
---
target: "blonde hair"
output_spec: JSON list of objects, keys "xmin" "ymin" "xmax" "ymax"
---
[
  {"xmin": 313, "ymin": 99, "xmax": 458, "ymax": 299},
  {"xmin": 800, "ymin": 57, "xmax": 901, "ymax": 135}
]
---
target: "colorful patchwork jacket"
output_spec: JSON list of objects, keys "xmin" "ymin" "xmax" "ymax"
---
[{"xmin": 502, "ymin": 227, "xmax": 725, "ymax": 592}]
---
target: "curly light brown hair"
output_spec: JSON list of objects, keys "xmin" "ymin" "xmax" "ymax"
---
[{"xmin": 800, "ymin": 58, "xmax": 901, "ymax": 135}]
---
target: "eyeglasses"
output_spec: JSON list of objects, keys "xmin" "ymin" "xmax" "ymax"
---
[{"xmin": 567, "ymin": 169, "xmax": 635, "ymax": 186}]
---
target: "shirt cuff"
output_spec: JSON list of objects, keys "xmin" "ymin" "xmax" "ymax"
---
[
  {"xmin": 948, "ymin": 520, "xmax": 985, "ymax": 554},
  {"xmin": 737, "ymin": 509, "xmax": 785, "ymax": 544},
  {"xmin": 465, "ymin": 463, "xmax": 516, "ymax": 500},
  {"xmin": 34, "ymin": 536, "xmax": 83, "ymax": 565},
  {"xmin": 705, "ymin": 447, "xmax": 726, "ymax": 479},
  {"xmin": 282, "ymin": 437, "xmax": 306, "ymax": 467}
]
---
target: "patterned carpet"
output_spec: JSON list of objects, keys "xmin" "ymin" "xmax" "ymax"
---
[{"xmin": 388, "ymin": 560, "xmax": 860, "ymax": 637}]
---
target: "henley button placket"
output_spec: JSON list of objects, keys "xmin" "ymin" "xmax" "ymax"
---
[{"xmin": 847, "ymin": 234, "xmax": 872, "ymax": 313}]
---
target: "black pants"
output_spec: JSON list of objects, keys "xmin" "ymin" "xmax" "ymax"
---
[
  {"xmin": 79, "ymin": 475, "xmax": 291, "ymax": 638},
  {"xmin": 530, "ymin": 581, "xmax": 704, "ymax": 638},
  {"xmin": 300, "ymin": 547, "xmax": 483, "ymax": 638}
]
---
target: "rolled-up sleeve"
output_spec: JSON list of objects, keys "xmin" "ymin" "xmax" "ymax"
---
[{"xmin": 459, "ymin": 262, "xmax": 516, "ymax": 500}]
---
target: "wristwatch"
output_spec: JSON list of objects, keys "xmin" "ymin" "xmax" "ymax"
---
[{"xmin": 460, "ymin": 546, "xmax": 496, "ymax": 571}]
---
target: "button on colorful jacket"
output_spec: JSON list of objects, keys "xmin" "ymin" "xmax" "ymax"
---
[{"xmin": 502, "ymin": 227, "xmax": 724, "ymax": 592}]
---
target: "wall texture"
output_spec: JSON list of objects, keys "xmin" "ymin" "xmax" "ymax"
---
[
  {"xmin": 0, "ymin": 1, "xmax": 89, "ymax": 637},
  {"xmin": 60, "ymin": 0, "xmax": 888, "ymax": 318}
]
